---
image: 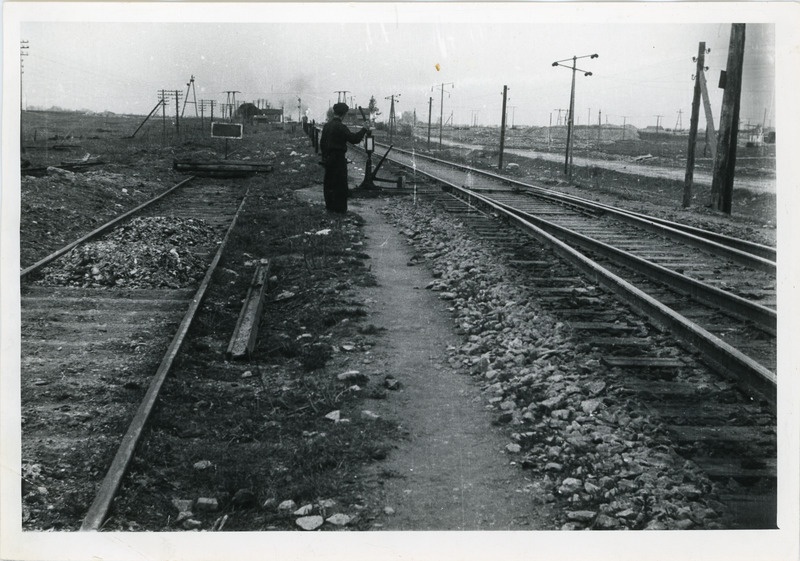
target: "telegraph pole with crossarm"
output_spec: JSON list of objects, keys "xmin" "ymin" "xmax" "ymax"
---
[{"xmin": 552, "ymin": 53, "xmax": 598, "ymax": 178}]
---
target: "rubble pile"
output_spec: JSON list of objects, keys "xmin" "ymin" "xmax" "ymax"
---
[
  {"xmin": 379, "ymin": 200, "xmax": 728, "ymax": 530},
  {"xmin": 37, "ymin": 216, "xmax": 218, "ymax": 288}
]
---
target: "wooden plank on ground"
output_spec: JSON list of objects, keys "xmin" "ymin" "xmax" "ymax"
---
[
  {"xmin": 693, "ymin": 456, "xmax": 776, "ymax": 479},
  {"xmin": 667, "ymin": 424, "xmax": 775, "ymax": 444},
  {"xmin": 569, "ymin": 321, "xmax": 636, "ymax": 332},
  {"xmin": 585, "ymin": 337, "xmax": 651, "ymax": 347},
  {"xmin": 602, "ymin": 356, "xmax": 685, "ymax": 368},
  {"xmin": 226, "ymin": 260, "xmax": 271, "ymax": 360}
]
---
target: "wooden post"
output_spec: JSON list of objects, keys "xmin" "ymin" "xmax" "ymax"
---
[
  {"xmin": 711, "ymin": 24, "xmax": 746, "ymax": 214},
  {"xmin": 174, "ymin": 90, "xmax": 180, "ymax": 138},
  {"xmin": 161, "ymin": 90, "xmax": 166, "ymax": 140},
  {"xmin": 565, "ymin": 57, "xmax": 577, "ymax": 177},
  {"xmin": 699, "ymin": 70, "xmax": 717, "ymax": 160},
  {"xmin": 427, "ymin": 96, "xmax": 432, "ymax": 150},
  {"xmin": 597, "ymin": 110, "xmax": 602, "ymax": 149},
  {"xmin": 683, "ymin": 42, "xmax": 706, "ymax": 208},
  {"xmin": 499, "ymin": 85, "xmax": 508, "ymax": 169},
  {"xmin": 129, "ymin": 100, "xmax": 164, "ymax": 139}
]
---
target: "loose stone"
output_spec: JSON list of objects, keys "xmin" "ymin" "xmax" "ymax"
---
[
  {"xmin": 296, "ymin": 515, "xmax": 324, "ymax": 531},
  {"xmin": 326, "ymin": 513, "xmax": 352, "ymax": 526},
  {"xmin": 278, "ymin": 499, "xmax": 297, "ymax": 512},
  {"xmin": 566, "ymin": 510, "xmax": 597, "ymax": 523},
  {"xmin": 193, "ymin": 460, "xmax": 213, "ymax": 470},
  {"xmin": 195, "ymin": 497, "xmax": 219, "ymax": 512},
  {"xmin": 558, "ymin": 478, "xmax": 582, "ymax": 495}
]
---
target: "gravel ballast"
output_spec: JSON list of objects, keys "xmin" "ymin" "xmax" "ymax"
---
[{"xmin": 379, "ymin": 198, "xmax": 730, "ymax": 530}]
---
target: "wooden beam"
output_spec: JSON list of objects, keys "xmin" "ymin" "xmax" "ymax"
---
[
  {"xmin": 226, "ymin": 260, "xmax": 271, "ymax": 360},
  {"xmin": 684, "ymin": 42, "xmax": 706, "ymax": 208},
  {"xmin": 711, "ymin": 24, "xmax": 746, "ymax": 213},
  {"xmin": 699, "ymin": 70, "xmax": 717, "ymax": 156}
]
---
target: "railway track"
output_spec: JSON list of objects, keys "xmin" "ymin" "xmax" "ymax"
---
[
  {"xmin": 370, "ymin": 143, "xmax": 776, "ymax": 400},
  {"xmin": 348, "ymin": 141, "xmax": 777, "ymax": 528},
  {"xmin": 20, "ymin": 177, "xmax": 249, "ymax": 530}
]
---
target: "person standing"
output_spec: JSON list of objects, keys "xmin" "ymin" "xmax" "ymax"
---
[{"xmin": 319, "ymin": 103, "xmax": 369, "ymax": 213}]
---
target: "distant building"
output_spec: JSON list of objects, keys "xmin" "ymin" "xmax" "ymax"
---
[{"xmin": 253, "ymin": 108, "xmax": 284, "ymax": 125}]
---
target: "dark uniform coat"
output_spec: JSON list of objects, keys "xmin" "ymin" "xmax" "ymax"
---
[{"xmin": 320, "ymin": 116, "xmax": 367, "ymax": 213}]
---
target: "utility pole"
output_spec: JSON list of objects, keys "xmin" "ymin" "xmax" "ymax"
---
[
  {"xmin": 223, "ymin": 91, "xmax": 240, "ymax": 121},
  {"xmin": 434, "ymin": 82, "xmax": 454, "ymax": 148},
  {"xmin": 181, "ymin": 75, "xmax": 198, "ymax": 117},
  {"xmin": 471, "ymin": 110, "xmax": 480, "ymax": 127},
  {"xmin": 548, "ymin": 112, "xmax": 553, "ymax": 145},
  {"xmin": 20, "ymin": 40, "xmax": 29, "ymax": 112},
  {"xmin": 159, "ymin": 90, "xmax": 168, "ymax": 139},
  {"xmin": 158, "ymin": 90, "xmax": 181, "ymax": 139},
  {"xmin": 597, "ymin": 110, "xmax": 602, "ymax": 148},
  {"xmin": 654, "ymin": 115, "xmax": 664, "ymax": 133},
  {"xmin": 554, "ymin": 108, "xmax": 566, "ymax": 126},
  {"xmin": 297, "ymin": 97, "xmax": 302, "ymax": 123},
  {"xmin": 427, "ymin": 96, "xmax": 433, "ymax": 150},
  {"xmin": 174, "ymin": 90, "xmax": 182, "ymax": 137},
  {"xmin": 712, "ymin": 23, "xmax": 746, "ymax": 214},
  {"xmin": 675, "ymin": 109, "xmax": 683, "ymax": 132},
  {"xmin": 199, "ymin": 100, "xmax": 217, "ymax": 132},
  {"xmin": 334, "ymin": 90, "xmax": 350, "ymax": 104},
  {"xmin": 385, "ymin": 93, "xmax": 401, "ymax": 143},
  {"xmin": 552, "ymin": 53, "xmax": 598, "ymax": 178},
  {"xmin": 684, "ymin": 41, "xmax": 708, "ymax": 208},
  {"xmin": 621, "ymin": 116, "xmax": 628, "ymax": 140},
  {"xmin": 499, "ymin": 85, "xmax": 508, "ymax": 170},
  {"xmin": 20, "ymin": 40, "xmax": 29, "ymax": 150}
]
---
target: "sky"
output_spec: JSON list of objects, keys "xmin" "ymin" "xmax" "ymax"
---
[{"xmin": 13, "ymin": 5, "xmax": 778, "ymax": 131}]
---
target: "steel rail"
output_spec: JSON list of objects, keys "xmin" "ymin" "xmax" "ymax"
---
[
  {"xmin": 378, "ymin": 142, "xmax": 776, "ymax": 268},
  {"xmin": 473, "ymin": 193, "xmax": 776, "ymax": 334},
  {"xmin": 20, "ymin": 176, "xmax": 196, "ymax": 279},
  {"xmin": 444, "ymin": 183, "xmax": 776, "ymax": 404},
  {"xmin": 80, "ymin": 187, "xmax": 250, "ymax": 531}
]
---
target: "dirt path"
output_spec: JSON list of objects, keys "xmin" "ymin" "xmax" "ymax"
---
[
  {"xmin": 347, "ymin": 196, "xmax": 552, "ymax": 531},
  {"xmin": 294, "ymin": 185, "xmax": 552, "ymax": 530}
]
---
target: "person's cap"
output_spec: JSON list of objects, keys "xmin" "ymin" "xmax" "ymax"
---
[{"xmin": 333, "ymin": 102, "xmax": 349, "ymax": 116}]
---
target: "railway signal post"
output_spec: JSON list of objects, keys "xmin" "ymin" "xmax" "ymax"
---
[
  {"xmin": 552, "ymin": 53, "xmax": 598, "ymax": 179},
  {"xmin": 357, "ymin": 132, "xmax": 378, "ymax": 190}
]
